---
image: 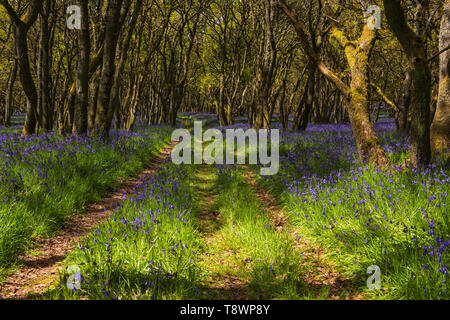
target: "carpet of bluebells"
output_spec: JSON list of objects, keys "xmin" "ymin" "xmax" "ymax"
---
[
  {"xmin": 255, "ymin": 120, "xmax": 449, "ymax": 299},
  {"xmin": 51, "ymin": 161, "xmax": 201, "ymax": 300},
  {"xmin": 0, "ymin": 125, "xmax": 172, "ymax": 269},
  {"xmin": 2, "ymin": 112, "xmax": 448, "ymax": 300}
]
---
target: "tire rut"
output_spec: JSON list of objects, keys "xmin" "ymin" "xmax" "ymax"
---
[
  {"xmin": 194, "ymin": 165, "xmax": 251, "ymax": 300},
  {"xmin": 0, "ymin": 142, "xmax": 177, "ymax": 300},
  {"xmin": 242, "ymin": 168, "xmax": 364, "ymax": 300}
]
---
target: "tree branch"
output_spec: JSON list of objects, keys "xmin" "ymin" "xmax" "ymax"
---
[
  {"xmin": 428, "ymin": 44, "xmax": 450, "ymax": 62},
  {"xmin": 277, "ymin": 0, "xmax": 351, "ymax": 97},
  {"xmin": 0, "ymin": 0, "xmax": 23, "ymax": 26},
  {"xmin": 369, "ymin": 82, "xmax": 400, "ymax": 112}
]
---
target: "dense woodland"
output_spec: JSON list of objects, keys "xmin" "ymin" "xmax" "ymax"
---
[{"xmin": 0, "ymin": 0, "xmax": 448, "ymax": 165}]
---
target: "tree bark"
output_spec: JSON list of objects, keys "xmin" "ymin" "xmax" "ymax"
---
[
  {"xmin": 398, "ymin": 69, "xmax": 412, "ymax": 133},
  {"xmin": 73, "ymin": 0, "xmax": 91, "ymax": 135},
  {"xmin": 294, "ymin": 64, "xmax": 315, "ymax": 131},
  {"xmin": 383, "ymin": 0, "xmax": 432, "ymax": 166},
  {"xmin": 255, "ymin": 0, "xmax": 277, "ymax": 130},
  {"xmin": 39, "ymin": 0, "xmax": 53, "ymax": 132},
  {"xmin": 106, "ymin": 0, "xmax": 143, "ymax": 131},
  {"xmin": 4, "ymin": 59, "xmax": 17, "ymax": 127},
  {"xmin": 431, "ymin": 0, "xmax": 450, "ymax": 161},
  {"xmin": 1, "ymin": 0, "xmax": 43, "ymax": 135},
  {"xmin": 94, "ymin": 0, "xmax": 124, "ymax": 137},
  {"xmin": 88, "ymin": 71, "xmax": 100, "ymax": 132}
]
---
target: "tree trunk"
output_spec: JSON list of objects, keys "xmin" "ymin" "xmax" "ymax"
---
[
  {"xmin": 383, "ymin": 0, "xmax": 432, "ymax": 166},
  {"xmin": 1, "ymin": 0, "xmax": 43, "ymax": 135},
  {"xmin": 88, "ymin": 71, "xmax": 100, "ymax": 132},
  {"xmin": 106, "ymin": 0, "xmax": 142, "ymax": 130},
  {"xmin": 17, "ymin": 24, "xmax": 39, "ymax": 135},
  {"xmin": 294, "ymin": 64, "xmax": 315, "ymax": 131},
  {"xmin": 346, "ymin": 26, "xmax": 388, "ymax": 167},
  {"xmin": 255, "ymin": 0, "xmax": 277, "ymax": 130},
  {"xmin": 431, "ymin": 0, "xmax": 450, "ymax": 160},
  {"xmin": 4, "ymin": 59, "xmax": 17, "ymax": 127},
  {"xmin": 398, "ymin": 69, "xmax": 412, "ymax": 133},
  {"xmin": 39, "ymin": 0, "xmax": 53, "ymax": 132},
  {"xmin": 94, "ymin": 0, "xmax": 124, "ymax": 137},
  {"xmin": 73, "ymin": 0, "xmax": 91, "ymax": 135},
  {"xmin": 217, "ymin": 72, "xmax": 228, "ymax": 127}
]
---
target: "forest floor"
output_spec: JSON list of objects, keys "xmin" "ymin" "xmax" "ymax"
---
[
  {"xmin": 193, "ymin": 165, "xmax": 364, "ymax": 300},
  {"xmin": 0, "ymin": 159, "xmax": 366, "ymax": 300},
  {"xmin": 0, "ymin": 119, "xmax": 447, "ymax": 300},
  {"xmin": 0, "ymin": 143, "xmax": 176, "ymax": 300},
  {"xmin": 242, "ymin": 168, "xmax": 363, "ymax": 300},
  {"xmin": 195, "ymin": 165, "xmax": 251, "ymax": 299}
]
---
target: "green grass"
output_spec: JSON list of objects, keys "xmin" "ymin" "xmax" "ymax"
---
[
  {"xmin": 195, "ymin": 164, "xmax": 351, "ymax": 300},
  {"xmin": 5, "ymin": 123, "xmax": 447, "ymax": 300},
  {"xmin": 0, "ymin": 127, "xmax": 172, "ymax": 275},
  {"xmin": 42, "ymin": 161, "xmax": 352, "ymax": 300},
  {"xmin": 42, "ymin": 162, "xmax": 202, "ymax": 300},
  {"xmin": 255, "ymin": 144, "xmax": 449, "ymax": 300}
]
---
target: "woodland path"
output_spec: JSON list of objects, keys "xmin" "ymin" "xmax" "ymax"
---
[
  {"xmin": 0, "ymin": 144, "xmax": 364, "ymax": 300},
  {"xmin": 0, "ymin": 143, "xmax": 177, "ymax": 300},
  {"xmin": 193, "ymin": 164, "xmax": 363, "ymax": 300}
]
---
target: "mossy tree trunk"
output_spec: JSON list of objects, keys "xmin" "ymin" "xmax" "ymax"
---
[
  {"xmin": 278, "ymin": 0, "xmax": 389, "ymax": 167},
  {"xmin": 338, "ymin": 23, "xmax": 388, "ymax": 167}
]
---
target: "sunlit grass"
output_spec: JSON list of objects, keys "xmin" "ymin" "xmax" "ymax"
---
[
  {"xmin": 44, "ymin": 162, "xmax": 202, "ymax": 300},
  {"xmin": 0, "ymin": 127, "xmax": 172, "ymax": 273},
  {"xmin": 255, "ymin": 126, "xmax": 449, "ymax": 300},
  {"xmin": 197, "ymin": 164, "xmax": 334, "ymax": 300}
]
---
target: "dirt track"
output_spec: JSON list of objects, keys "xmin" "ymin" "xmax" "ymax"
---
[{"xmin": 0, "ymin": 143, "xmax": 176, "ymax": 300}]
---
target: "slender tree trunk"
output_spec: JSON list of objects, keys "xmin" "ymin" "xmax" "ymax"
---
[
  {"xmin": 294, "ymin": 64, "xmax": 315, "ymax": 131},
  {"xmin": 217, "ymin": 73, "xmax": 228, "ymax": 127},
  {"xmin": 256, "ymin": 0, "xmax": 277, "ymax": 130},
  {"xmin": 73, "ymin": 0, "xmax": 90, "ymax": 135},
  {"xmin": 94, "ymin": 0, "xmax": 124, "ymax": 137},
  {"xmin": 40, "ymin": 0, "xmax": 53, "ymax": 132},
  {"xmin": 4, "ymin": 59, "xmax": 17, "ymax": 127},
  {"xmin": 431, "ymin": 0, "xmax": 450, "ymax": 160},
  {"xmin": 398, "ymin": 69, "xmax": 412, "ymax": 133},
  {"xmin": 278, "ymin": 0, "xmax": 388, "ymax": 167},
  {"xmin": 66, "ymin": 93, "xmax": 75, "ymax": 133},
  {"xmin": 107, "ymin": 0, "xmax": 142, "ymax": 130},
  {"xmin": 88, "ymin": 71, "xmax": 100, "ymax": 132},
  {"xmin": 17, "ymin": 24, "xmax": 39, "ymax": 135},
  {"xmin": 217, "ymin": 20, "xmax": 229, "ymax": 127},
  {"xmin": 126, "ymin": 76, "xmax": 143, "ymax": 130},
  {"xmin": 218, "ymin": 77, "xmax": 226, "ymax": 126}
]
